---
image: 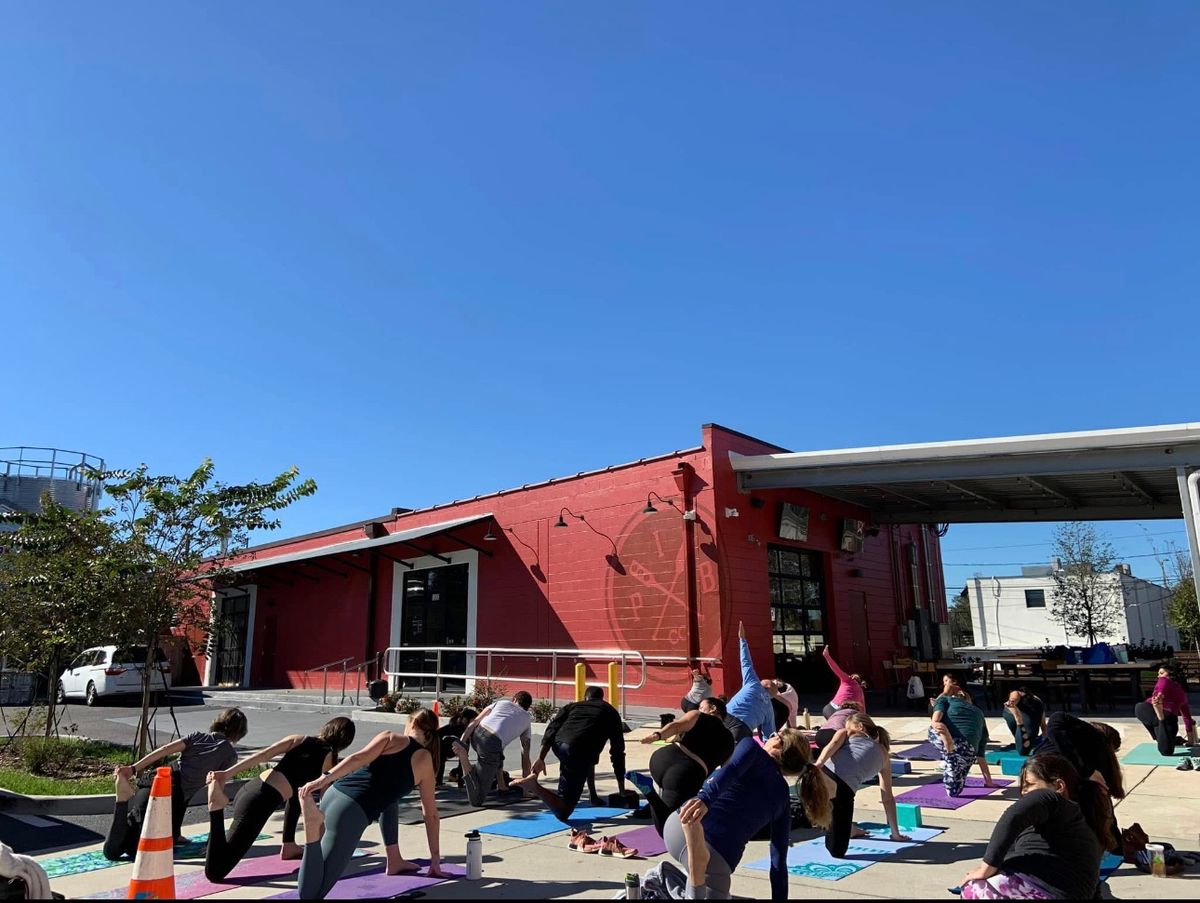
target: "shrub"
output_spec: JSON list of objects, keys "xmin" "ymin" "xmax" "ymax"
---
[
  {"xmin": 465, "ymin": 680, "xmax": 507, "ymax": 710},
  {"xmin": 19, "ymin": 737, "xmax": 80, "ymax": 776},
  {"xmin": 439, "ymin": 695, "xmax": 467, "ymax": 721},
  {"xmin": 394, "ymin": 695, "xmax": 423, "ymax": 715},
  {"xmin": 530, "ymin": 699, "xmax": 558, "ymax": 723}
]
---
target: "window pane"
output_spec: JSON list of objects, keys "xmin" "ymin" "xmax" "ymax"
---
[
  {"xmin": 1024, "ymin": 589, "xmax": 1046, "ymax": 609},
  {"xmin": 782, "ymin": 608, "xmax": 805, "ymax": 631},
  {"xmin": 773, "ymin": 634, "xmax": 790, "ymax": 655},
  {"xmin": 807, "ymin": 633, "xmax": 825, "ymax": 651},
  {"xmin": 805, "ymin": 609, "xmax": 825, "ymax": 633},
  {"xmin": 781, "ymin": 581, "xmax": 805, "ymax": 606},
  {"xmin": 777, "ymin": 550, "xmax": 801, "ymax": 575},
  {"xmin": 770, "ymin": 577, "xmax": 785, "ymax": 606},
  {"xmin": 769, "ymin": 548, "xmax": 781, "ymax": 572},
  {"xmin": 799, "ymin": 553, "xmax": 815, "ymax": 578},
  {"xmin": 803, "ymin": 581, "xmax": 823, "ymax": 605}
]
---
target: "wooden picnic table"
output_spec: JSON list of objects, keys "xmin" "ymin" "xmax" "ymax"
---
[{"xmin": 1053, "ymin": 662, "xmax": 1154, "ymax": 712}]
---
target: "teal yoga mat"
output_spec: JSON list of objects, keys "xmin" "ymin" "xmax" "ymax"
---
[
  {"xmin": 37, "ymin": 833, "xmax": 270, "ymax": 880},
  {"xmin": 744, "ymin": 825, "xmax": 944, "ymax": 882},
  {"xmin": 1120, "ymin": 742, "xmax": 1198, "ymax": 766},
  {"xmin": 477, "ymin": 806, "xmax": 630, "ymax": 839}
]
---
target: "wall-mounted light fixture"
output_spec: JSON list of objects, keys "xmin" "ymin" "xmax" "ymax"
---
[
  {"xmin": 642, "ymin": 492, "xmax": 681, "ymax": 515},
  {"xmin": 555, "ymin": 507, "xmax": 585, "ymax": 528},
  {"xmin": 483, "ymin": 521, "xmax": 497, "ymax": 542}
]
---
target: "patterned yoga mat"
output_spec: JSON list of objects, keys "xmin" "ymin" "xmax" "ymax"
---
[
  {"xmin": 744, "ymin": 824, "xmax": 945, "ymax": 881},
  {"xmin": 37, "ymin": 832, "xmax": 269, "ymax": 880}
]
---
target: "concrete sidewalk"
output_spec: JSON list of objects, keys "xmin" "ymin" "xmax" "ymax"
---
[{"xmin": 37, "ymin": 713, "xmax": 1200, "ymax": 899}]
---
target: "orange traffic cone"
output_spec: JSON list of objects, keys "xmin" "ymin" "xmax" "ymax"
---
[
  {"xmin": 127, "ymin": 767, "xmax": 175, "ymax": 899},
  {"xmin": 432, "ymin": 699, "xmax": 441, "ymax": 717}
]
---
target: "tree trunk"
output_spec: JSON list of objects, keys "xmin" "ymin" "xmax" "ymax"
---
[
  {"xmin": 43, "ymin": 651, "xmax": 60, "ymax": 739},
  {"xmin": 135, "ymin": 642, "xmax": 156, "ymax": 759}
]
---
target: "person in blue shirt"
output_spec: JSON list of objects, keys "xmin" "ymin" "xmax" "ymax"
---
[
  {"xmin": 725, "ymin": 621, "xmax": 779, "ymax": 742},
  {"xmin": 663, "ymin": 732, "xmax": 832, "ymax": 899}
]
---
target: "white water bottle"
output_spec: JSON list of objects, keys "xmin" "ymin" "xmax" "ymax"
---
[{"xmin": 465, "ymin": 830, "xmax": 482, "ymax": 880}]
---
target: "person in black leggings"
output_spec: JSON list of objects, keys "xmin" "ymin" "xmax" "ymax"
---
[
  {"xmin": 638, "ymin": 709, "xmax": 735, "ymax": 837},
  {"xmin": 434, "ymin": 709, "xmax": 477, "ymax": 786},
  {"xmin": 203, "ymin": 717, "xmax": 356, "ymax": 881}
]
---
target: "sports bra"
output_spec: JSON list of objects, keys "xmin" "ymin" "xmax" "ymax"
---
[
  {"xmin": 333, "ymin": 739, "xmax": 420, "ymax": 821},
  {"xmin": 680, "ymin": 712, "xmax": 736, "ymax": 774},
  {"xmin": 273, "ymin": 737, "xmax": 332, "ymax": 792}
]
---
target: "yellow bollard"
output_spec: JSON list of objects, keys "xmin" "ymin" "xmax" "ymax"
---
[
  {"xmin": 575, "ymin": 662, "xmax": 586, "ymax": 702},
  {"xmin": 608, "ymin": 661, "xmax": 619, "ymax": 710}
]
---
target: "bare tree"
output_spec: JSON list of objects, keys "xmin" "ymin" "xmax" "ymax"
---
[{"xmin": 1048, "ymin": 522, "xmax": 1122, "ymax": 646}]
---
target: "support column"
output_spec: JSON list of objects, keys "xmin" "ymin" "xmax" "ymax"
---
[{"xmin": 1179, "ymin": 468, "xmax": 1200, "ymax": 631}]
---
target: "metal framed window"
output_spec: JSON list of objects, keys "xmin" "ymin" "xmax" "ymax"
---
[
  {"xmin": 1024, "ymin": 589, "xmax": 1046, "ymax": 609},
  {"xmin": 768, "ymin": 545, "xmax": 828, "ymax": 657}
]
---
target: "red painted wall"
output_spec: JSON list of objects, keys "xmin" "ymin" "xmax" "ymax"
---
[{"xmin": 198, "ymin": 425, "xmax": 945, "ymax": 708}]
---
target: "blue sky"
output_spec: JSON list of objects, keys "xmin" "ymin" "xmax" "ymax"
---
[{"xmin": 3, "ymin": 4, "xmax": 1197, "ymax": 594}]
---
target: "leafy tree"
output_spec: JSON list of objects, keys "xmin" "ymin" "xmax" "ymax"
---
[
  {"xmin": 1165, "ymin": 553, "xmax": 1199, "ymax": 656},
  {"xmin": 93, "ymin": 460, "xmax": 316, "ymax": 756},
  {"xmin": 949, "ymin": 588, "xmax": 974, "ymax": 648},
  {"xmin": 1048, "ymin": 522, "xmax": 1122, "ymax": 646},
  {"xmin": 0, "ymin": 495, "xmax": 137, "ymax": 736}
]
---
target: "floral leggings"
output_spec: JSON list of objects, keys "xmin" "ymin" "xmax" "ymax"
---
[
  {"xmin": 961, "ymin": 872, "xmax": 1060, "ymax": 899},
  {"xmin": 928, "ymin": 727, "xmax": 977, "ymax": 797}
]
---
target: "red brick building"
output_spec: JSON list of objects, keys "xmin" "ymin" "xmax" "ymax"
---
[{"xmin": 200, "ymin": 424, "xmax": 948, "ymax": 708}]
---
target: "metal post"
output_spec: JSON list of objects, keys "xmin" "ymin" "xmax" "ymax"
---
[
  {"xmin": 619, "ymin": 653, "xmax": 628, "ymax": 721},
  {"xmin": 551, "ymin": 652, "xmax": 558, "ymax": 709},
  {"xmin": 322, "ymin": 666, "xmax": 329, "ymax": 706},
  {"xmin": 487, "ymin": 651, "xmax": 493, "ymax": 685},
  {"xmin": 575, "ymin": 662, "xmax": 586, "ymax": 702},
  {"xmin": 435, "ymin": 649, "xmax": 443, "ymax": 700},
  {"xmin": 608, "ymin": 661, "xmax": 619, "ymax": 711}
]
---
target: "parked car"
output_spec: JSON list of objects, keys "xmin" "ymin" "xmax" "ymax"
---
[{"xmin": 57, "ymin": 645, "xmax": 172, "ymax": 706}]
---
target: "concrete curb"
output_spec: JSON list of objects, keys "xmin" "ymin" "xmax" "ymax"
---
[{"xmin": 0, "ymin": 777, "xmax": 250, "ymax": 816}]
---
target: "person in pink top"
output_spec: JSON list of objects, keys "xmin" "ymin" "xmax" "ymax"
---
[
  {"xmin": 821, "ymin": 646, "xmax": 867, "ymax": 718},
  {"xmin": 1134, "ymin": 666, "xmax": 1196, "ymax": 756}
]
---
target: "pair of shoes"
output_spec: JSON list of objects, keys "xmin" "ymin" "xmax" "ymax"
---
[
  {"xmin": 568, "ymin": 828, "xmax": 604, "ymax": 853},
  {"xmin": 598, "ymin": 836, "xmax": 638, "ymax": 859},
  {"xmin": 1176, "ymin": 759, "xmax": 1193, "ymax": 771},
  {"xmin": 629, "ymin": 804, "xmax": 652, "ymax": 820}
]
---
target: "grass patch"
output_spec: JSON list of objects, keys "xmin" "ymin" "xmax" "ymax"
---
[{"xmin": 0, "ymin": 767, "xmax": 113, "ymax": 796}]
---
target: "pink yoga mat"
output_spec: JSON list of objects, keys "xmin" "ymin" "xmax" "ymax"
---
[
  {"xmin": 266, "ymin": 861, "xmax": 464, "ymax": 899},
  {"xmin": 895, "ymin": 776, "xmax": 1012, "ymax": 810},
  {"xmin": 614, "ymin": 825, "xmax": 668, "ymax": 858}
]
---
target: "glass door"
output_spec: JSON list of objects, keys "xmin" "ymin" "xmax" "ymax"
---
[
  {"xmin": 768, "ymin": 546, "xmax": 830, "ymax": 691},
  {"xmin": 398, "ymin": 564, "xmax": 469, "ymax": 693}
]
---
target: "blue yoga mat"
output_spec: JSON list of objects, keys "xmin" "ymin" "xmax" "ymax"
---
[
  {"xmin": 744, "ymin": 825, "xmax": 944, "ymax": 881},
  {"xmin": 477, "ymin": 806, "xmax": 630, "ymax": 839}
]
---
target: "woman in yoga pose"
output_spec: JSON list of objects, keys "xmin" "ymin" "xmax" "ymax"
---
[
  {"xmin": 811, "ymin": 713, "xmax": 909, "ymax": 857},
  {"xmin": 1035, "ymin": 712, "xmax": 1125, "ymax": 853},
  {"xmin": 929, "ymin": 685, "xmax": 997, "ymax": 797},
  {"xmin": 295, "ymin": 710, "xmax": 448, "ymax": 899},
  {"xmin": 104, "ymin": 708, "xmax": 248, "ymax": 860},
  {"xmin": 959, "ymin": 754, "xmax": 1108, "ymax": 900},
  {"xmin": 203, "ymin": 717, "xmax": 356, "ymax": 881},
  {"xmin": 666, "ymin": 731, "xmax": 832, "ymax": 900},
  {"xmin": 821, "ymin": 645, "xmax": 867, "ymax": 718},
  {"xmin": 637, "ymin": 709, "xmax": 736, "ymax": 836},
  {"xmin": 813, "ymin": 702, "xmax": 862, "ymax": 750},
  {"xmin": 1134, "ymin": 665, "xmax": 1195, "ymax": 756}
]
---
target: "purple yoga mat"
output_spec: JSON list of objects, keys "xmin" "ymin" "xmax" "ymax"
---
[
  {"xmin": 613, "ymin": 825, "xmax": 668, "ymax": 858},
  {"xmin": 170, "ymin": 853, "xmax": 303, "ymax": 899},
  {"xmin": 266, "ymin": 861, "xmax": 464, "ymax": 899},
  {"xmin": 895, "ymin": 776, "xmax": 1012, "ymax": 810}
]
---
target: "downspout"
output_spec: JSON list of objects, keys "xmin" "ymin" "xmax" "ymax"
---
[
  {"xmin": 674, "ymin": 462, "xmax": 701, "ymax": 662},
  {"xmin": 365, "ymin": 552, "xmax": 378, "ymax": 668}
]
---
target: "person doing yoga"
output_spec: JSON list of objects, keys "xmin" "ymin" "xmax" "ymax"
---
[
  {"xmin": 959, "ymin": 755, "xmax": 1108, "ymax": 900},
  {"xmin": 434, "ymin": 708, "xmax": 477, "ymax": 787},
  {"xmin": 513, "ymin": 686, "xmax": 626, "ymax": 821},
  {"xmin": 821, "ymin": 645, "xmax": 866, "ymax": 718},
  {"xmin": 450, "ymin": 691, "xmax": 534, "ymax": 806},
  {"xmin": 667, "ymin": 732, "xmax": 832, "ymax": 900},
  {"xmin": 1037, "ymin": 712, "xmax": 1125, "ymax": 800},
  {"xmin": 104, "ymin": 707, "xmax": 248, "ymax": 859},
  {"xmin": 202, "ymin": 717, "xmax": 356, "ymax": 881},
  {"xmin": 1002, "ymin": 689, "xmax": 1046, "ymax": 757},
  {"xmin": 682, "ymin": 667, "xmax": 713, "ymax": 713},
  {"xmin": 725, "ymin": 621, "xmax": 779, "ymax": 742},
  {"xmin": 929, "ymin": 686, "xmax": 997, "ymax": 796},
  {"xmin": 813, "ymin": 702, "xmax": 862, "ymax": 750},
  {"xmin": 697, "ymin": 697, "xmax": 746, "ymax": 744},
  {"xmin": 296, "ymin": 710, "xmax": 447, "ymax": 899},
  {"xmin": 1134, "ymin": 666, "xmax": 1195, "ymax": 756},
  {"xmin": 811, "ymin": 713, "xmax": 909, "ymax": 856},
  {"xmin": 637, "ymin": 709, "xmax": 735, "ymax": 836}
]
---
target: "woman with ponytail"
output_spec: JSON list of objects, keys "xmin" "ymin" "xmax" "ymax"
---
[
  {"xmin": 667, "ymin": 732, "xmax": 831, "ymax": 899},
  {"xmin": 811, "ymin": 713, "xmax": 909, "ymax": 857},
  {"xmin": 960, "ymin": 754, "xmax": 1104, "ymax": 900},
  {"xmin": 296, "ymin": 710, "xmax": 448, "ymax": 899}
]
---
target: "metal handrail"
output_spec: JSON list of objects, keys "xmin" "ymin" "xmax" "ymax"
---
[
  {"xmin": 383, "ymin": 645, "xmax": 648, "ymax": 720},
  {"xmin": 339, "ymin": 654, "xmax": 382, "ymax": 707},
  {"xmin": 302, "ymin": 657, "xmax": 353, "ymax": 705}
]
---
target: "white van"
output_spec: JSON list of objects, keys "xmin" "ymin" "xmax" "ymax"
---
[{"xmin": 57, "ymin": 646, "xmax": 172, "ymax": 706}]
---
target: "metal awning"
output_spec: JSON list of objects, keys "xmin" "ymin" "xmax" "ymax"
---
[
  {"xmin": 230, "ymin": 513, "xmax": 494, "ymax": 573},
  {"xmin": 731, "ymin": 423, "xmax": 1200, "ymax": 524}
]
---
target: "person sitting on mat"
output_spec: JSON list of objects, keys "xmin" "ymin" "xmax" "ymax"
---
[
  {"xmin": 203, "ymin": 717, "xmax": 356, "ymax": 880},
  {"xmin": 296, "ymin": 710, "xmax": 448, "ymax": 899},
  {"xmin": 105, "ymin": 707, "xmax": 248, "ymax": 858},
  {"xmin": 959, "ymin": 754, "xmax": 1107, "ymax": 900},
  {"xmin": 724, "ymin": 621, "xmax": 779, "ymax": 743},
  {"xmin": 636, "ymin": 708, "xmax": 735, "ymax": 837},
  {"xmin": 811, "ymin": 712, "xmax": 909, "ymax": 856},
  {"xmin": 434, "ymin": 708, "xmax": 477, "ymax": 787},
  {"xmin": 1134, "ymin": 666, "xmax": 1195, "ymax": 756},
  {"xmin": 929, "ymin": 686, "xmax": 997, "ymax": 797},
  {"xmin": 813, "ymin": 702, "xmax": 862, "ymax": 751},
  {"xmin": 668, "ymin": 732, "xmax": 832, "ymax": 900},
  {"xmin": 682, "ymin": 666, "xmax": 713, "ymax": 713},
  {"xmin": 821, "ymin": 645, "xmax": 867, "ymax": 718},
  {"xmin": 1003, "ymin": 688, "xmax": 1047, "ymax": 757},
  {"xmin": 513, "ymin": 686, "xmax": 627, "ymax": 821},
  {"xmin": 450, "ymin": 691, "xmax": 534, "ymax": 806}
]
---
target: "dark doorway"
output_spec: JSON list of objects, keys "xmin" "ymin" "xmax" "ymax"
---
[
  {"xmin": 847, "ymin": 590, "xmax": 874, "ymax": 678},
  {"xmin": 260, "ymin": 613, "xmax": 278, "ymax": 687},
  {"xmin": 397, "ymin": 564, "xmax": 469, "ymax": 693},
  {"xmin": 214, "ymin": 592, "xmax": 251, "ymax": 687},
  {"xmin": 768, "ymin": 546, "xmax": 831, "ymax": 692}
]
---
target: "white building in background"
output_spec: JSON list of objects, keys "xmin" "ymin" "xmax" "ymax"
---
[{"xmin": 959, "ymin": 561, "xmax": 1180, "ymax": 651}]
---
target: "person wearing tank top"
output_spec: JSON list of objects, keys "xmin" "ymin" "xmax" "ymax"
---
[
  {"xmin": 811, "ymin": 712, "xmax": 909, "ymax": 858},
  {"xmin": 297, "ymin": 711, "xmax": 448, "ymax": 899},
  {"xmin": 637, "ymin": 710, "xmax": 736, "ymax": 837},
  {"xmin": 202, "ymin": 718, "xmax": 356, "ymax": 881}
]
